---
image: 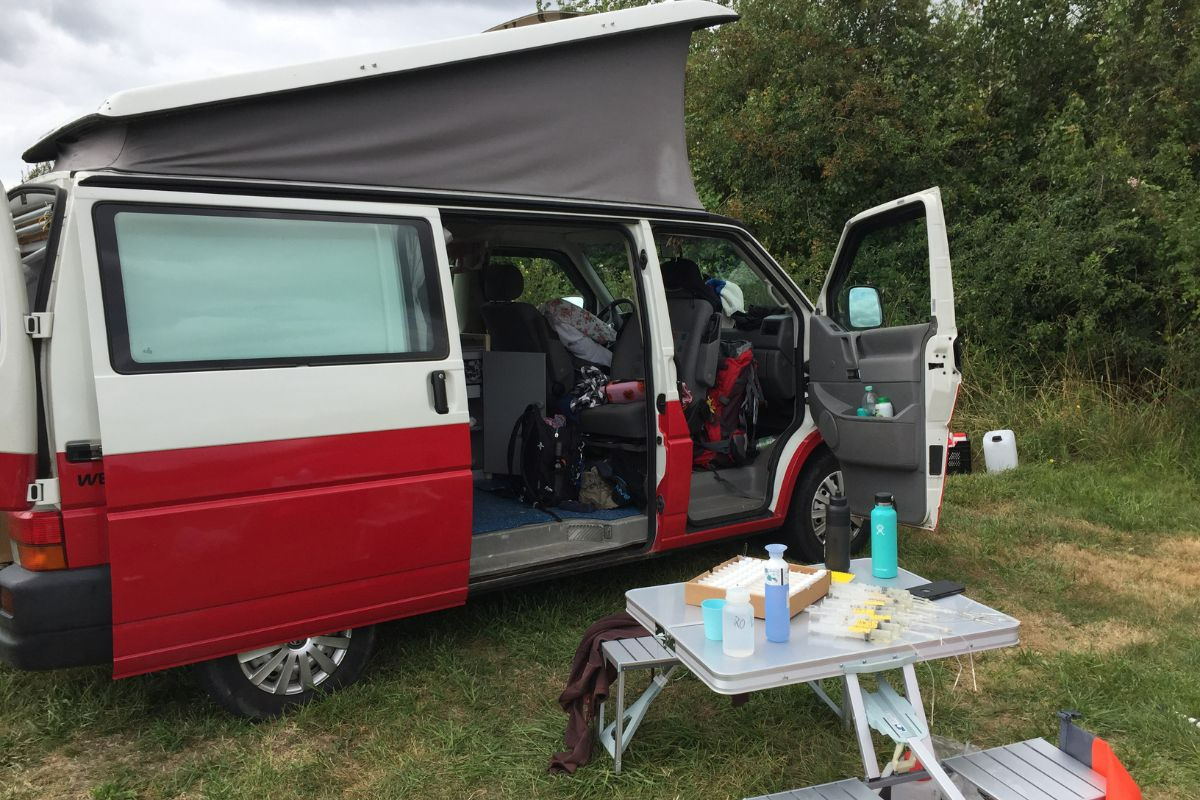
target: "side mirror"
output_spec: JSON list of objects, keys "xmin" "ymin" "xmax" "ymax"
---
[{"xmin": 847, "ymin": 285, "xmax": 883, "ymax": 329}]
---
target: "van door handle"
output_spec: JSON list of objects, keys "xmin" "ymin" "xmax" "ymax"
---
[{"xmin": 430, "ymin": 370, "xmax": 449, "ymax": 414}]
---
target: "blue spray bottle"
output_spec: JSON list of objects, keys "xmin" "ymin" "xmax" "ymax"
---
[
  {"xmin": 764, "ymin": 544, "xmax": 790, "ymax": 643},
  {"xmin": 870, "ymin": 493, "xmax": 898, "ymax": 579}
]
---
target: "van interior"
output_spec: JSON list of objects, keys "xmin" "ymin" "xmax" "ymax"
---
[{"xmin": 444, "ymin": 217, "xmax": 803, "ymax": 581}]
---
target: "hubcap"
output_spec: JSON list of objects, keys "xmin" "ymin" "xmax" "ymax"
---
[
  {"xmin": 810, "ymin": 470, "xmax": 864, "ymax": 544},
  {"xmin": 238, "ymin": 630, "xmax": 353, "ymax": 696}
]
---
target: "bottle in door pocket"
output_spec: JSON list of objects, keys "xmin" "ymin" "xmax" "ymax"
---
[{"xmin": 861, "ymin": 385, "xmax": 877, "ymax": 416}]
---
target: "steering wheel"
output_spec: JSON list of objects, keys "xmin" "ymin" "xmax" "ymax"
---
[{"xmin": 599, "ymin": 298, "xmax": 636, "ymax": 329}]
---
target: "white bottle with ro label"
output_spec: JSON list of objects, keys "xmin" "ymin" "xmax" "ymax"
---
[{"xmin": 722, "ymin": 587, "xmax": 756, "ymax": 657}]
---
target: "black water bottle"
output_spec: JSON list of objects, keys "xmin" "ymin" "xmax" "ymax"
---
[{"xmin": 825, "ymin": 494, "xmax": 851, "ymax": 573}]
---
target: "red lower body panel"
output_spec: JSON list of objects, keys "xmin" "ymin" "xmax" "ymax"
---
[
  {"xmin": 653, "ymin": 428, "xmax": 822, "ymax": 552},
  {"xmin": 114, "ymin": 561, "xmax": 464, "ymax": 678},
  {"xmin": 0, "ymin": 451, "xmax": 34, "ymax": 512},
  {"xmin": 103, "ymin": 425, "xmax": 472, "ymax": 678},
  {"xmin": 654, "ymin": 401, "xmax": 693, "ymax": 540}
]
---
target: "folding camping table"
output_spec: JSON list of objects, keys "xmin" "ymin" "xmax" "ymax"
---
[{"xmin": 621, "ymin": 558, "xmax": 1022, "ymax": 799}]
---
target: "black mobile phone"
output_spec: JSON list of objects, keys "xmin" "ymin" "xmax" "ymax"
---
[{"xmin": 908, "ymin": 580, "xmax": 966, "ymax": 600}]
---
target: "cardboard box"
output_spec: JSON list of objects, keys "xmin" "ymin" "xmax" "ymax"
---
[{"xmin": 683, "ymin": 557, "xmax": 831, "ymax": 619}]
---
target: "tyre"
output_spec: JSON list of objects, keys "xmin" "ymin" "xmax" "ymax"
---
[
  {"xmin": 780, "ymin": 447, "xmax": 867, "ymax": 563},
  {"xmin": 195, "ymin": 625, "xmax": 377, "ymax": 719}
]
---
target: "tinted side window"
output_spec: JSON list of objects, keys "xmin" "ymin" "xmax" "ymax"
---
[
  {"xmin": 94, "ymin": 205, "xmax": 447, "ymax": 372},
  {"xmin": 495, "ymin": 253, "xmax": 584, "ymax": 309},
  {"xmin": 655, "ymin": 233, "xmax": 777, "ymax": 310},
  {"xmin": 829, "ymin": 211, "xmax": 929, "ymax": 329}
]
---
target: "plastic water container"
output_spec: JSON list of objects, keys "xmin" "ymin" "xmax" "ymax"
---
[
  {"xmin": 722, "ymin": 587, "xmax": 755, "ymax": 657},
  {"xmin": 983, "ymin": 429, "xmax": 1018, "ymax": 473}
]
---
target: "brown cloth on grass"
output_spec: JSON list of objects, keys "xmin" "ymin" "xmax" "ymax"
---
[{"xmin": 548, "ymin": 611, "xmax": 649, "ymax": 774}]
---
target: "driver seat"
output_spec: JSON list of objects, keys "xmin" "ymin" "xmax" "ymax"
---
[
  {"xmin": 479, "ymin": 261, "xmax": 575, "ymax": 402},
  {"xmin": 579, "ymin": 316, "xmax": 646, "ymax": 437}
]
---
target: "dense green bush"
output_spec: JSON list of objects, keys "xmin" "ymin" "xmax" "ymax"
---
[{"xmin": 554, "ymin": 0, "xmax": 1199, "ymax": 385}]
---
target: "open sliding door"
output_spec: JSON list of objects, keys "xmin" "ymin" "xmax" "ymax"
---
[
  {"xmin": 809, "ymin": 188, "xmax": 959, "ymax": 528},
  {"xmin": 72, "ymin": 186, "xmax": 471, "ymax": 677}
]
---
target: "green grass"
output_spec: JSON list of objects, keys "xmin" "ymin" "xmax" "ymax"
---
[{"xmin": 1, "ymin": 375, "xmax": 1198, "ymax": 799}]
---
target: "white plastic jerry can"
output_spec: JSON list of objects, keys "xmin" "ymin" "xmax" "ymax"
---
[{"xmin": 982, "ymin": 429, "xmax": 1018, "ymax": 473}]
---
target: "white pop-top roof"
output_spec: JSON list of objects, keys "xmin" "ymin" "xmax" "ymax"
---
[{"xmin": 28, "ymin": 1, "xmax": 736, "ymax": 156}]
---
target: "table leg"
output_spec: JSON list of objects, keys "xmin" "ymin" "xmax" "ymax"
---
[
  {"xmin": 843, "ymin": 673, "xmax": 881, "ymax": 779},
  {"xmin": 806, "ymin": 680, "xmax": 844, "ymax": 719},
  {"xmin": 841, "ymin": 675, "xmax": 853, "ymax": 729},
  {"xmin": 614, "ymin": 670, "xmax": 626, "ymax": 775},
  {"xmin": 906, "ymin": 737, "xmax": 968, "ymax": 800},
  {"xmin": 597, "ymin": 697, "xmax": 605, "ymax": 748},
  {"xmin": 900, "ymin": 664, "xmax": 937, "ymax": 759}
]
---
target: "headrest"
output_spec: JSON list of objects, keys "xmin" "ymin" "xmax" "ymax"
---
[
  {"xmin": 483, "ymin": 261, "xmax": 523, "ymax": 302},
  {"xmin": 661, "ymin": 258, "xmax": 721, "ymax": 311}
]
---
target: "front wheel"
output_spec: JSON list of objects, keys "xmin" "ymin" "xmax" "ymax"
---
[
  {"xmin": 780, "ymin": 448, "xmax": 867, "ymax": 563},
  {"xmin": 195, "ymin": 625, "xmax": 377, "ymax": 719}
]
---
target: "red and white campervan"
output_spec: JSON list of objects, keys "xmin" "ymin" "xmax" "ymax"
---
[{"xmin": 0, "ymin": 1, "xmax": 959, "ymax": 717}]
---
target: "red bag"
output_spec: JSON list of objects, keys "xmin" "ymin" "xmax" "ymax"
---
[{"xmin": 692, "ymin": 341, "xmax": 763, "ymax": 468}]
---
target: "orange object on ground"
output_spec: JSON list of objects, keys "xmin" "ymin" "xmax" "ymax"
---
[{"xmin": 1092, "ymin": 737, "xmax": 1143, "ymax": 800}]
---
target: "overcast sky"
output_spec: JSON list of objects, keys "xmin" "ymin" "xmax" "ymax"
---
[{"xmin": 2, "ymin": 0, "xmax": 539, "ymax": 186}]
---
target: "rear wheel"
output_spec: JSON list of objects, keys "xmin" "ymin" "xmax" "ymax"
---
[
  {"xmin": 781, "ymin": 448, "xmax": 867, "ymax": 563},
  {"xmin": 195, "ymin": 625, "xmax": 376, "ymax": 719}
]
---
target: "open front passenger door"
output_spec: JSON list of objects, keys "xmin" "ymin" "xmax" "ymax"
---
[{"xmin": 808, "ymin": 188, "xmax": 959, "ymax": 528}]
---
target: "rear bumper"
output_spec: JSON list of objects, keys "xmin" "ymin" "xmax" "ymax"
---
[{"xmin": 0, "ymin": 564, "xmax": 111, "ymax": 670}]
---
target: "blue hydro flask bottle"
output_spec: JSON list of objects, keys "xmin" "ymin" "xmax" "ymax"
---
[{"xmin": 870, "ymin": 492, "xmax": 898, "ymax": 579}]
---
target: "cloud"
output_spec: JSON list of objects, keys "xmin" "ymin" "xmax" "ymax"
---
[{"xmin": 2, "ymin": 0, "xmax": 537, "ymax": 186}]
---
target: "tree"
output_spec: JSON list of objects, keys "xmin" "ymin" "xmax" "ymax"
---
[{"xmin": 547, "ymin": 0, "xmax": 1200, "ymax": 383}]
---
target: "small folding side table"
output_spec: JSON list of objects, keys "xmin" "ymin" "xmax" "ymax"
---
[{"xmin": 624, "ymin": 559, "xmax": 1022, "ymax": 799}]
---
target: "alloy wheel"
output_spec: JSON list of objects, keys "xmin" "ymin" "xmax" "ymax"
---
[{"xmin": 237, "ymin": 630, "xmax": 353, "ymax": 696}]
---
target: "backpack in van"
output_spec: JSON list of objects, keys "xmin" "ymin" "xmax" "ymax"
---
[
  {"xmin": 692, "ymin": 340, "xmax": 764, "ymax": 469},
  {"xmin": 507, "ymin": 404, "xmax": 583, "ymax": 509}
]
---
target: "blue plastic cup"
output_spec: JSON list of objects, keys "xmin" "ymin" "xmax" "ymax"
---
[{"xmin": 701, "ymin": 598, "xmax": 726, "ymax": 641}]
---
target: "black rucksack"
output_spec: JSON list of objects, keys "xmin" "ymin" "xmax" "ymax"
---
[{"xmin": 507, "ymin": 404, "xmax": 582, "ymax": 508}]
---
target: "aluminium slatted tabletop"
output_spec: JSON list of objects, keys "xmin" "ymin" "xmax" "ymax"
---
[
  {"xmin": 626, "ymin": 559, "xmax": 1020, "ymax": 695},
  {"xmin": 943, "ymin": 738, "xmax": 1106, "ymax": 800},
  {"xmin": 601, "ymin": 635, "xmax": 677, "ymax": 670}
]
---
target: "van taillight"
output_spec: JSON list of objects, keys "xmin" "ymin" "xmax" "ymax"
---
[{"xmin": 6, "ymin": 511, "xmax": 67, "ymax": 571}]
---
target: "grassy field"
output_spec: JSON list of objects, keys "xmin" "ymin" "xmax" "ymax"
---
[{"xmin": 0, "ymin": 455, "xmax": 1196, "ymax": 800}]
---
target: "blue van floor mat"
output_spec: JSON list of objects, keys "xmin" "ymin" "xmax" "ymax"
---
[{"xmin": 472, "ymin": 488, "xmax": 639, "ymax": 535}]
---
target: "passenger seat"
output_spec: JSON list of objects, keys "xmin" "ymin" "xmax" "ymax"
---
[{"xmin": 660, "ymin": 258, "xmax": 721, "ymax": 396}]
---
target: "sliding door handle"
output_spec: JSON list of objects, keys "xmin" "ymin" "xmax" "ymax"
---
[{"xmin": 430, "ymin": 370, "xmax": 449, "ymax": 414}]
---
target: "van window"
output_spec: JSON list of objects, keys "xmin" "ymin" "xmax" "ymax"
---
[
  {"xmin": 655, "ymin": 233, "xmax": 777, "ymax": 311},
  {"xmin": 491, "ymin": 251, "xmax": 589, "ymax": 310},
  {"xmin": 828, "ymin": 214, "xmax": 928, "ymax": 329},
  {"xmin": 581, "ymin": 242, "xmax": 635, "ymax": 302},
  {"xmin": 94, "ymin": 206, "xmax": 447, "ymax": 372}
]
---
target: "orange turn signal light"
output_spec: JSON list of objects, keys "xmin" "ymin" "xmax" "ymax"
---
[{"xmin": 5, "ymin": 511, "xmax": 67, "ymax": 571}]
